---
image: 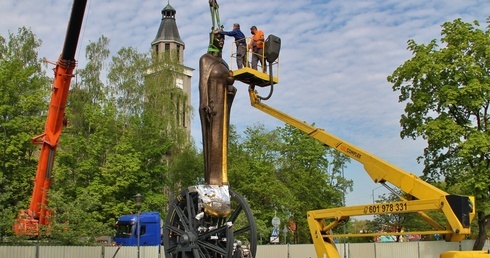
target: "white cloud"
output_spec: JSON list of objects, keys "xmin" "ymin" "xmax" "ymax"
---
[{"xmin": 1, "ymin": 0, "xmax": 488, "ymax": 206}]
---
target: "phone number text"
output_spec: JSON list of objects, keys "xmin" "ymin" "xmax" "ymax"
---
[{"xmin": 363, "ymin": 203, "xmax": 408, "ymax": 214}]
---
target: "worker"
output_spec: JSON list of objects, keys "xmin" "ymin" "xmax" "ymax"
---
[
  {"xmin": 218, "ymin": 23, "xmax": 246, "ymax": 69},
  {"xmin": 248, "ymin": 25, "xmax": 266, "ymax": 72},
  {"xmin": 199, "ymin": 30, "xmax": 236, "ymax": 186}
]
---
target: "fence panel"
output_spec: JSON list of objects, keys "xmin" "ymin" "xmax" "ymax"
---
[
  {"xmin": 460, "ymin": 239, "xmax": 490, "ymax": 251},
  {"xmin": 105, "ymin": 246, "xmax": 123, "ymax": 258},
  {"xmin": 483, "ymin": 240, "xmax": 490, "ymax": 251},
  {"xmin": 139, "ymin": 246, "xmax": 159, "ymax": 258},
  {"xmin": 348, "ymin": 242, "xmax": 375, "ymax": 258},
  {"xmin": 417, "ymin": 241, "xmax": 460, "ymax": 258},
  {"xmin": 288, "ymin": 244, "xmax": 317, "ymax": 258},
  {"xmin": 335, "ymin": 243, "xmax": 349, "ymax": 258},
  {"xmin": 112, "ymin": 246, "xmax": 137, "ymax": 258},
  {"xmin": 255, "ymin": 245, "xmax": 286, "ymax": 258},
  {"xmin": 104, "ymin": 246, "xmax": 159, "ymax": 258},
  {"xmin": 373, "ymin": 242, "xmax": 417, "ymax": 258},
  {"xmin": 39, "ymin": 246, "xmax": 64, "ymax": 258},
  {"xmin": 64, "ymin": 246, "xmax": 102, "ymax": 258},
  {"xmin": 0, "ymin": 246, "xmax": 36, "ymax": 258},
  {"xmin": 4, "ymin": 240, "xmax": 490, "ymax": 258},
  {"xmin": 460, "ymin": 240, "xmax": 473, "ymax": 251}
]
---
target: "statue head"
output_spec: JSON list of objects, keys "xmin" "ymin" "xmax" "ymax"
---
[{"xmin": 208, "ymin": 30, "xmax": 224, "ymax": 53}]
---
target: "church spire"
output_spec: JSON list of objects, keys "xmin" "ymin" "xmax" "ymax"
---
[{"xmin": 152, "ymin": 2, "xmax": 185, "ymax": 63}]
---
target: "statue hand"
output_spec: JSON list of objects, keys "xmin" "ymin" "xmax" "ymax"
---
[{"xmin": 203, "ymin": 105, "xmax": 216, "ymax": 122}]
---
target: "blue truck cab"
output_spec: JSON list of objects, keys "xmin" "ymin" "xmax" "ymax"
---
[{"xmin": 114, "ymin": 211, "xmax": 162, "ymax": 246}]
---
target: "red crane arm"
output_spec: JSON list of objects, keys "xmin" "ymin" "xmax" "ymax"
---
[{"xmin": 13, "ymin": 0, "xmax": 87, "ymax": 236}]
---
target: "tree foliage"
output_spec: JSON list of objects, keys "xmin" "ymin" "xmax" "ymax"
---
[
  {"xmin": 0, "ymin": 27, "xmax": 50, "ymax": 239},
  {"xmin": 228, "ymin": 123, "xmax": 352, "ymax": 244},
  {"xmin": 0, "ymin": 27, "xmax": 194, "ymax": 243},
  {"xmin": 48, "ymin": 37, "xmax": 193, "ymax": 241},
  {"xmin": 388, "ymin": 18, "xmax": 490, "ymax": 249}
]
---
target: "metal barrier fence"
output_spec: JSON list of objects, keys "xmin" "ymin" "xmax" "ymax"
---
[{"xmin": 1, "ymin": 240, "xmax": 488, "ymax": 258}]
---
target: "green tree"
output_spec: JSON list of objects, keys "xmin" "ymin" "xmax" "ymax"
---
[
  {"xmin": 0, "ymin": 27, "xmax": 50, "ymax": 238},
  {"xmin": 0, "ymin": 27, "xmax": 196, "ymax": 243},
  {"xmin": 134, "ymin": 51, "xmax": 189, "ymax": 204},
  {"xmin": 50, "ymin": 35, "xmax": 116, "ymax": 241},
  {"xmin": 229, "ymin": 123, "xmax": 290, "ymax": 244},
  {"xmin": 388, "ymin": 18, "xmax": 490, "ymax": 249},
  {"xmin": 50, "ymin": 39, "xmax": 194, "ymax": 243},
  {"xmin": 107, "ymin": 46, "xmax": 146, "ymax": 121},
  {"xmin": 167, "ymin": 142, "xmax": 203, "ymax": 199},
  {"xmin": 275, "ymin": 124, "xmax": 351, "ymax": 243},
  {"xmin": 228, "ymin": 123, "xmax": 351, "ymax": 244}
]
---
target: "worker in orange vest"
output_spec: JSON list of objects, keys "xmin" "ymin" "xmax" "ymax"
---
[{"xmin": 248, "ymin": 25, "xmax": 267, "ymax": 72}]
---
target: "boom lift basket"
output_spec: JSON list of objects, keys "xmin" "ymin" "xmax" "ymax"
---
[{"xmin": 229, "ymin": 35, "xmax": 279, "ymax": 86}]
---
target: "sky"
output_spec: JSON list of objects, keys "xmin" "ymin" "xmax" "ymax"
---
[{"xmin": 1, "ymin": 0, "xmax": 488, "ymax": 209}]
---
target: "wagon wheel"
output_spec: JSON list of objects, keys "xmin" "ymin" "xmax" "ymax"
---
[{"xmin": 164, "ymin": 188, "xmax": 257, "ymax": 258}]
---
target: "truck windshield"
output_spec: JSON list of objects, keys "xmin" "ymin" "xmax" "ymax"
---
[{"xmin": 115, "ymin": 223, "xmax": 133, "ymax": 238}]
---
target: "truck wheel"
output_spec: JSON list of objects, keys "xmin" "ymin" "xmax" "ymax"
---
[{"xmin": 163, "ymin": 188, "xmax": 257, "ymax": 258}]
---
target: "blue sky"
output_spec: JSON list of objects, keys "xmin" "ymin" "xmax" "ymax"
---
[{"xmin": 1, "ymin": 0, "xmax": 488, "ymax": 207}]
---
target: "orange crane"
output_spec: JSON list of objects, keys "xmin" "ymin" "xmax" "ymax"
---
[{"xmin": 13, "ymin": 0, "xmax": 88, "ymax": 236}]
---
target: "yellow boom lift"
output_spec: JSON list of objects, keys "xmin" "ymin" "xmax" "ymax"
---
[{"xmin": 229, "ymin": 31, "xmax": 489, "ymax": 257}]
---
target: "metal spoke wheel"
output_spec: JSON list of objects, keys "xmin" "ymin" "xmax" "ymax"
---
[{"xmin": 164, "ymin": 188, "xmax": 257, "ymax": 258}]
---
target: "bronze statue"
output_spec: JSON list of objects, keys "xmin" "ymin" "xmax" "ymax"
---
[{"xmin": 199, "ymin": 31, "xmax": 236, "ymax": 186}]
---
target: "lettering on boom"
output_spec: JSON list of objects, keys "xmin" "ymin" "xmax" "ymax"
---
[
  {"xmin": 363, "ymin": 202, "xmax": 408, "ymax": 214},
  {"xmin": 346, "ymin": 147, "xmax": 361, "ymax": 159}
]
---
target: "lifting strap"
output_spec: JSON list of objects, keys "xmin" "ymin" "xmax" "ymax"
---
[
  {"xmin": 208, "ymin": 0, "xmax": 222, "ymax": 53},
  {"xmin": 209, "ymin": 0, "xmax": 221, "ymax": 29}
]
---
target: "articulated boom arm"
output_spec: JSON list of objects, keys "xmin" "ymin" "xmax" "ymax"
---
[
  {"xmin": 13, "ymin": 0, "xmax": 87, "ymax": 236},
  {"xmin": 248, "ymin": 88, "xmax": 446, "ymax": 199},
  {"xmin": 247, "ymin": 87, "xmax": 475, "ymax": 258}
]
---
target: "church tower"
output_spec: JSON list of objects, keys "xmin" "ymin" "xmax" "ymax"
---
[
  {"xmin": 151, "ymin": 2, "xmax": 193, "ymax": 132},
  {"xmin": 152, "ymin": 3, "xmax": 184, "ymax": 63}
]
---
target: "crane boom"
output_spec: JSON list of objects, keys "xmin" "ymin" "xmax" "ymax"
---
[{"xmin": 13, "ymin": 0, "xmax": 87, "ymax": 236}]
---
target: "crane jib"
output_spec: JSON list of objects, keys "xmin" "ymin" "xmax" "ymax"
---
[{"xmin": 61, "ymin": 0, "xmax": 87, "ymax": 61}]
